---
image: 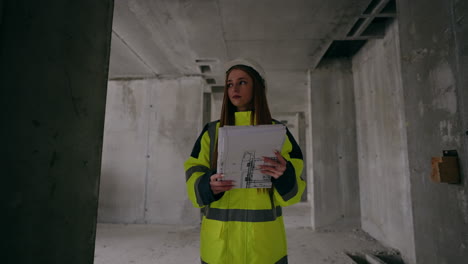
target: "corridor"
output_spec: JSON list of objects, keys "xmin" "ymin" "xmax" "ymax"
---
[{"xmin": 2, "ymin": 0, "xmax": 467, "ymax": 264}]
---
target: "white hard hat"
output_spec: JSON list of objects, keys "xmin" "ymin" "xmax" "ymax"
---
[{"xmin": 224, "ymin": 58, "xmax": 266, "ymax": 83}]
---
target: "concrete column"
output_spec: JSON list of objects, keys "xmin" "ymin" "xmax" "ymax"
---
[
  {"xmin": 98, "ymin": 80, "xmax": 151, "ymax": 223},
  {"xmin": 203, "ymin": 92, "xmax": 212, "ymax": 125},
  {"xmin": 98, "ymin": 77, "xmax": 204, "ymax": 225},
  {"xmin": 1, "ymin": 1, "xmax": 114, "ymax": 263},
  {"xmin": 397, "ymin": 0, "xmax": 468, "ymax": 263},
  {"xmin": 352, "ymin": 21, "xmax": 416, "ymax": 263},
  {"xmin": 146, "ymin": 77, "xmax": 204, "ymax": 225},
  {"xmin": 309, "ymin": 59, "xmax": 360, "ymax": 229}
]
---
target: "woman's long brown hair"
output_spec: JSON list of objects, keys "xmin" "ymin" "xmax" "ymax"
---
[
  {"xmin": 212, "ymin": 65, "xmax": 273, "ymax": 193},
  {"xmin": 219, "ymin": 65, "xmax": 272, "ymax": 128}
]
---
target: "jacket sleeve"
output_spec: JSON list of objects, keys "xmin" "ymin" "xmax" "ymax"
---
[
  {"xmin": 184, "ymin": 123, "xmax": 221, "ymax": 208},
  {"xmin": 271, "ymin": 127, "xmax": 306, "ymax": 207}
]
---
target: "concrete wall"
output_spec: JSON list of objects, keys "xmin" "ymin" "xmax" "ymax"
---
[
  {"xmin": 267, "ymin": 70, "xmax": 309, "ymax": 114},
  {"xmin": 309, "ymin": 59, "xmax": 360, "ymax": 229},
  {"xmin": 1, "ymin": 1, "xmax": 114, "ymax": 263},
  {"xmin": 397, "ymin": 0, "xmax": 468, "ymax": 263},
  {"xmin": 454, "ymin": 0, "xmax": 468, "ymax": 194},
  {"xmin": 352, "ymin": 21, "xmax": 416, "ymax": 263},
  {"xmin": 98, "ymin": 77, "xmax": 204, "ymax": 225},
  {"xmin": 98, "ymin": 80, "xmax": 151, "ymax": 223},
  {"xmin": 211, "ymin": 91, "xmax": 223, "ymax": 122}
]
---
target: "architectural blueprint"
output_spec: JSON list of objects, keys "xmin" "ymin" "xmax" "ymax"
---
[{"xmin": 217, "ymin": 124, "xmax": 286, "ymax": 188}]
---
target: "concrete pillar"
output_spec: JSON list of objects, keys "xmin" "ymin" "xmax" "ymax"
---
[
  {"xmin": 146, "ymin": 77, "xmax": 204, "ymax": 225},
  {"xmin": 397, "ymin": 0, "xmax": 468, "ymax": 263},
  {"xmin": 98, "ymin": 77, "xmax": 204, "ymax": 225},
  {"xmin": 203, "ymin": 92, "xmax": 212, "ymax": 125},
  {"xmin": 309, "ymin": 59, "xmax": 360, "ymax": 229},
  {"xmin": 1, "ymin": 0, "xmax": 114, "ymax": 263},
  {"xmin": 352, "ymin": 21, "xmax": 416, "ymax": 263},
  {"xmin": 98, "ymin": 80, "xmax": 151, "ymax": 224}
]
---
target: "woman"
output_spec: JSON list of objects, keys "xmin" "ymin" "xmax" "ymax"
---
[{"xmin": 184, "ymin": 58, "xmax": 306, "ymax": 264}]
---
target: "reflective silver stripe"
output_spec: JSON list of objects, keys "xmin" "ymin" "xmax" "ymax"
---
[
  {"xmin": 206, "ymin": 206, "xmax": 282, "ymax": 222},
  {"xmin": 186, "ymin": 165, "xmax": 210, "ymax": 181},
  {"xmin": 282, "ymin": 180, "xmax": 298, "ymax": 202},
  {"xmin": 208, "ymin": 122, "xmax": 217, "ymax": 161},
  {"xmin": 275, "ymin": 255, "xmax": 288, "ymax": 264},
  {"xmin": 194, "ymin": 176, "xmax": 204, "ymax": 207}
]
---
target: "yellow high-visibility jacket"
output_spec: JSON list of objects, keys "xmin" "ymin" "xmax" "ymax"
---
[{"xmin": 184, "ymin": 111, "xmax": 306, "ymax": 264}]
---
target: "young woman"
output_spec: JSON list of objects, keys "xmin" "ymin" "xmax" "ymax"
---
[{"xmin": 184, "ymin": 58, "xmax": 306, "ymax": 264}]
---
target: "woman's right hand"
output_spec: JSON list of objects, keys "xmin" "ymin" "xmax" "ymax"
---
[{"xmin": 210, "ymin": 173, "xmax": 235, "ymax": 194}]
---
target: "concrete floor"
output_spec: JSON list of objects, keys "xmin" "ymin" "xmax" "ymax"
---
[{"xmin": 94, "ymin": 203, "xmax": 395, "ymax": 264}]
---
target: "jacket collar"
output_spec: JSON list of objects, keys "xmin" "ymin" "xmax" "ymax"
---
[{"xmin": 234, "ymin": 111, "xmax": 253, "ymax": 126}]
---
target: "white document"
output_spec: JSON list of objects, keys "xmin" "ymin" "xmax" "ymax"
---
[{"xmin": 217, "ymin": 124, "xmax": 286, "ymax": 188}]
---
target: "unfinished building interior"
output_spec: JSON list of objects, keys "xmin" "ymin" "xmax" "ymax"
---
[{"xmin": 2, "ymin": 0, "xmax": 468, "ymax": 263}]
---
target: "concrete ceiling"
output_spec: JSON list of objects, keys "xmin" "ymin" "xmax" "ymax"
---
[{"xmin": 109, "ymin": 0, "xmax": 371, "ymax": 85}]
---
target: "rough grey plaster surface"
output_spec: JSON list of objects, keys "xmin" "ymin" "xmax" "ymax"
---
[
  {"xmin": 397, "ymin": 0, "xmax": 468, "ymax": 263},
  {"xmin": 98, "ymin": 77, "xmax": 203, "ymax": 225},
  {"xmin": 99, "ymin": 81, "xmax": 151, "ymax": 223},
  {"xmin": 267, "ymin": 70, "xmax": 309, "ymax": 115},
  {"xmin": 1, "ymin": 0, "xmax": 114, "ymax": 263},
  {"xmin": 352, "ymin": 21, "xmax": 416, "ymax": 263},
  {"xmin": 146, "ymin": 77, "xmax": 204, "ymax": 225},
  {"xmin": 309, "ymin": 59, "xmax": 360, "ymax": 229},
  {"xmin": 210, "ymin": 91, "xmax": 224, "ymax": 122}
]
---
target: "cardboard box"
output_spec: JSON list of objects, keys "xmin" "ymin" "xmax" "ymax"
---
[{"xmin": 431, "ymin": 156, "xmax": 460, "ymax": 184}]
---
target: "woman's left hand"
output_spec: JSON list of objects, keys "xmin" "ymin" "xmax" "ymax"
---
[{"xmin": 259, "ymin": 150, "xmax": 287, "ymax": 179}]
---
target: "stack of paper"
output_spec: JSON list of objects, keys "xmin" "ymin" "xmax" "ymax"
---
[{"xmin": 217, "ymin": 124, "xmax": 286, "ymax": 188}]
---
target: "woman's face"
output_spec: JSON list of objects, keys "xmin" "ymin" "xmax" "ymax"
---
[{"xmin": 227, "ymin": 69, "xmax": 254, "ymax": 111}]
